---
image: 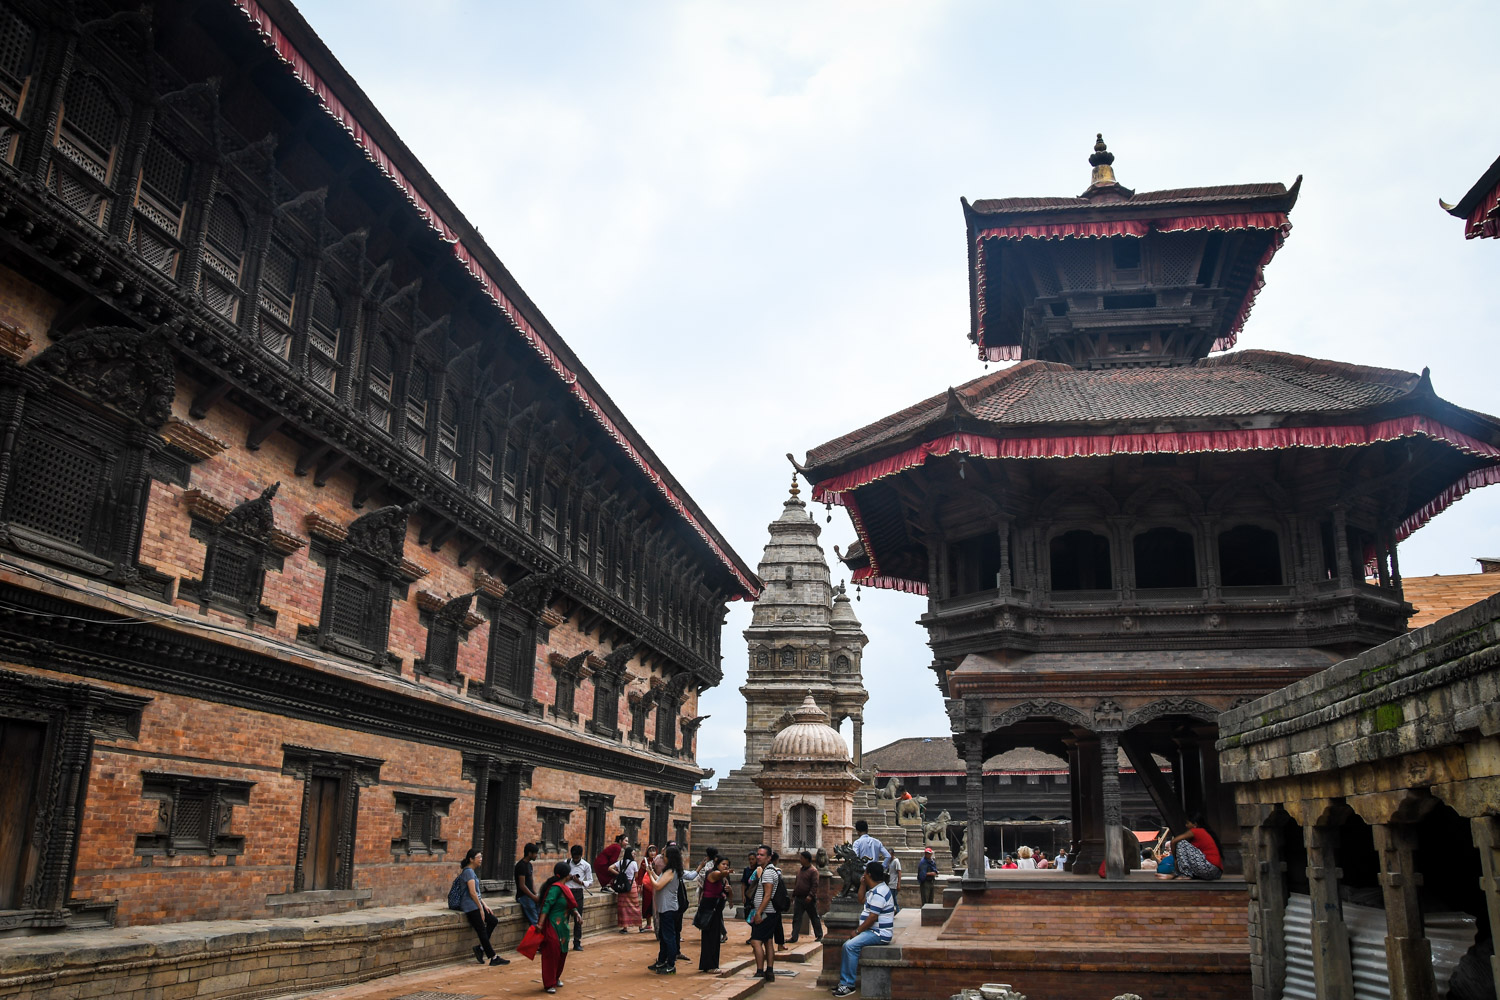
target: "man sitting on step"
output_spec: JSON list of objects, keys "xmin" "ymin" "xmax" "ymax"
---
[{"xmin": 832, "ymin": 861, "xmax": 895, "ymax": 998}]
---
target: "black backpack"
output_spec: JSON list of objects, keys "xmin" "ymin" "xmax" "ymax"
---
[
  {"xmin": 770, "ymin": 868, "xmax": 790, "ymax": 912},
  {"xmin": 447, "ymin": 872, "xmax": 468, "ymax": 911}
]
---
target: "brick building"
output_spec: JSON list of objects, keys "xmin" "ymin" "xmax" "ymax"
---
[{"xmin": 0, "ymin": 0, "xmax": 757, "ymax": 936}]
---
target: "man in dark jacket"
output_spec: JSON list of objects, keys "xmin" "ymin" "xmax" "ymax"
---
[
  {"xmin": 916, "ymin": 848, "xmax": 939, "ymax": 906},
  {"xmin": 786, "ymin": 850, "xmax": 823, "ymax": 943}
]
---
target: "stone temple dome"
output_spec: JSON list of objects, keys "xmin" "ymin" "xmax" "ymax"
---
[
  {"xmin": 766, "ymin": 694, "xmax": 850, "ymax": 763},
  {"xmin": 830, "ymin": 583, "xmax": 861, "ymax": 628}
]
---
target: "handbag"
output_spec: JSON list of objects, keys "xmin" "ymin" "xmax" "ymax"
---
[
  {"xmin": 691, "ymin": 894, "xmax": 719, "ymax": 930},
  {"xmin": 517, "ymin": 923, "xmax": 544, "ymax": 961}
]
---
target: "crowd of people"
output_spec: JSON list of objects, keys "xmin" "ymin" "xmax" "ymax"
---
[{"xmin": 449, "ymin": 813, "xmax": 1224, "ymax": 995}]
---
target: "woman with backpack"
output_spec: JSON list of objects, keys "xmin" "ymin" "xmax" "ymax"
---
[
  {"xmin": 610, "ymin": 847, "xmax": 641, "ymax": 932},
  {"xmin": 536, "ymin": 860, "xmax": 579, "ymax": 994},
  {"xmin": 646, "ymin": 845, "xmax": 685, "ymax": 975},
  {"xmin": 451, "ymin": 849, "xmax": 510, "ymax": 967}
]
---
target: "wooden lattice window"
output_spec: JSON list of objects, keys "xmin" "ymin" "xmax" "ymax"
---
[
  {"xmin": 258, "ymin": 238, "xmax": 299, "ymax": 360},
  {"xmin": 307, "ymin": 282, "xmax": 342, "ymax": 393},
  {"xmin": 474, "ymin": 426, "xmax": 497, "ymax": 506},
  {"xmin": 135, "ymin": 773, "xmax": 252, "ymax": 857},
  {"xmin": 48, "ymin": 74, "xmax": 122, "ymax": 227},
  {"xmin": 391, "ymin": 793, "xmax": 451, "ymax": 856},
  {"xmin": 574, "ymin": 505, "xmax": 593, "ymax": 574},
  {"xmin": 537, "ymin": 807, "xmax": 571, "ymax": 854},
  {"xmin": 788, "ymin": 803, "xmax": 816, "ymax": 848},
  {"xmin": 500, "ymin": 440, "xmax": 520, "ymax": 520},
  {"xmin": 366, "ymin": 335, "xmax": 396, "ymax": 433},
  {"xmin": 129, "ymin": 133, "xmax": 189, "ymax": 277},
  {"xmin": 538, "ymin": 479, "xmax": 559, "ymax": 551},
  {"xmin": 436, "ymin": 394, "xmax": 460, "ymax": 478},
  {"xmin": 404, "ymin": 362, "xmax": 430, "ymax": 456},
  {"xmin": 0, "ymin": 6, "xmax": 36, "ymax": 165},
  {"xmin": 199, "ymin": 196, "xmax": 247, "ymax": 322}
]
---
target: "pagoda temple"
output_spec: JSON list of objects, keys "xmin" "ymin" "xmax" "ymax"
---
[{"xmin": 799, "ymin": 137, "xmax": 1500, "ymax": 883}]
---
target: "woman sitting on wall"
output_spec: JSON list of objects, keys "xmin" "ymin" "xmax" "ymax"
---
[
  {"xmin": 1164, "ymin": 814, "xmax": 1222, "ymax": 881},
  {"xmin": 536, "ymin": 861, "xmax": 579, "ymax": 994}
]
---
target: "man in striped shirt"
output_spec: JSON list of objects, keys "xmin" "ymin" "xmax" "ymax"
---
[{"xmin": 832, "ymin": 861, "xmax": 895, "ymax": 997}]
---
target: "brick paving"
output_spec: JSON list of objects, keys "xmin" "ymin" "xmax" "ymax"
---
[{"xmin": 291, "ymin": 925, "xmax": 814, "ymax": 1000}]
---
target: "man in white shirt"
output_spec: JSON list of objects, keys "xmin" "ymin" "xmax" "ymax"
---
[
  {"xmin": 886, "ymin": 854, "xmax": 903, "ymax": 913},
  {"xmin": 566, "ymin": 844, "xmax": 594, "ymax": 951},
  {"xmin": 832, "ymin": 861, "xmax": 895, "ymax": 997},
  {"xmin": 851, "ymin": 820, "xmax": 891, "ymax": 865}
]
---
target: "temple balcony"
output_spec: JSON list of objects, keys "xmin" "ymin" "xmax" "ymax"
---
[{"xmin": 920, "ymin": 580, "xmax": 1410, "ymax": 658}]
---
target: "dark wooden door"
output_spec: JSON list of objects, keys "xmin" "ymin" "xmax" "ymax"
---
[
  {"xmin": 0, "ymin": 719, "xmax": 46, "ymax": 910},
  {"xmin": 480, "ymin": 778, "xmax": 508, "ymax": 881},
  {"xmin": 305, "ymin": 776, "xmax": 342, "ymax": 890}
]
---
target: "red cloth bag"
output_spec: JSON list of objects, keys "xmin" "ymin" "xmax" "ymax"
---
[{"xmin": 517, "ymin": 923, "xmax": 544, "ymax": 961}]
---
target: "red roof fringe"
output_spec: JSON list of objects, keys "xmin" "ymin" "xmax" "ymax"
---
[
  {"xmin": 818, "ymin": 417, "xmax": 1500, "ymax": 594},
  {"xmin": 973, "ymin": 213, "xmax": 1290, "ymax": 361},
  {"xmin": 231, "ymin": 0, "xmax": 759, "ymax": 599},
  {"xmin": 1465, "ymin": 180, "xmax": 1500, "ymax": 239}
]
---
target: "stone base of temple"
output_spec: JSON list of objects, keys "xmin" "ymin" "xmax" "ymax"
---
[
  {"xmin": 857, "ymin": 874, "xmax": 1251, "ymax": 1000},
  {"xmin": 0, "ymin": 894, "xmax": 624, "ymax": 1000}
]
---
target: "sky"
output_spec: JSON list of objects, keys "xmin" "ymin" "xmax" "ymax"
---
[{"xmin": 297, "ymin": 0, "xmax": 1500, "ymax": 785}]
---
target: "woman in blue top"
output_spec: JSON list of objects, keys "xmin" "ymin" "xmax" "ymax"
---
[{"xmin": 458, "ymin": 849, "xmax": 510, "ymax": 966}]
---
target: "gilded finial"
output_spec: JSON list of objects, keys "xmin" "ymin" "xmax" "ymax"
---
[
  {"xmin": 1082, "ymin": 132, "xmax": 1131, "ymax": 199},
  {"xmin": 789, "ymin": 472, "xmax": 801, "ymax": 499}
]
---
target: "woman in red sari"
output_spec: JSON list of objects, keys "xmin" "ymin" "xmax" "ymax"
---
[{"xmin": 535, "ymin": 861, "xmax": 577, "ymax": 994}]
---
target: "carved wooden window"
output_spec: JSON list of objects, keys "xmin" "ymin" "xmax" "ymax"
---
[
  {"xmin": 644, "ymin": 791, "xmax": 673, "ymax": 850},
  {"xmin": 500, "ymin": 441, "xmax": 520, "ymax": 520},
  {"xmin": 48, "ymin": 73, "xmax": 122, "ymax": 228},
  {"xmin": 416, "ymin": 592, "xmax": 478, "ymax": 683},
  {"xmin": 589, "ymin": 666, "xmax": 623, "ymax": 740},
  {"xmin": 436, "ymin": 394, "xmax": 460, "ymax": 478},
  {"xmin": 475, "ymin": 426, "xmax": 497, "ymax": 505},
  {"xmin": 537, "ymin": 807, "xmax": 571, "ymax": 854},
  {"xmin": 1133, "ymin": 527, "xmax": 1197, "ymax": 589},
  {"xmin": 550, "ymin": 652, "xmax": 587, "ymax": 723},
  {"xmin": 788, "ymin": 803, "xmax": 816, "ymax": 848},
  {"xmin": 0, "ymin": 6, "xmax": 36, "ymax": 164},
  {"xmin": 1219, "ymin": 524, "xmax": 1282, "ymax": 587},
  {"xmin": 301, "ymin": 505, "xmax": 415, "ymax": 669},
  {"xmin": 619, "ymin": 816, "xmax": 642, "ymax": 847},
  {"xmin": 483, "ymin": 612, "xmax": 537, "ymax": 710},
  {"xmin": 182, "ymin": 486, "xmax": 286, "ymax": 623},
  {"xmin": 283, "ymin": 746, "xmax": 382, "ymax": 893},
  {"xmin": 366, "ymin": 335, "xmax": 396, "ymax": 433},
  {"xmin": 307, "ymin": 282, "xmax": 343, "ymax": 393},
  {"xmin": 391, "ymin": 793, "xmax": 451, "ymax": 856},
  {"xmin": 404, "ymin": 362, "xmax": 431, "ymax": 456},
  {"xmin": 1049, "ymin": 529, "xmax": 1112, "ymax": 591},
  {"xmin": 574, "ymin": 505, "xmax": 593, "ymax": 574},
  {"xmin": 538, "ymin": 479, "xmax": 559, "ymax": 551},
  {"xmin": 199, "ymin": 196, "xmax": 247, "ymax": 322},
  {"xmin": 258, "ymin": 237, "xmax": 299, "ymax": 360},
  {"xmin": 135, "ymin": 773, "xmax": 252, "ymax": 857},
  {"xmin": 129, "ymin": 133, "xmax": 190, "ymax": 278},
  {"xmin": 580, "ymin": 792, "xmax": 613, "ymax": 863}
]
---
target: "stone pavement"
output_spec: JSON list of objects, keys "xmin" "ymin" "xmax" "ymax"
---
[{"xmin": 290, "ymin": 923, "xmax": 824, "ymax": 1000}]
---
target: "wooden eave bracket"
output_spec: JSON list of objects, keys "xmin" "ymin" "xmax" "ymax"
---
[{"xmin": 159, "ymin": 416, "xmax": 230, "ymax": 462}]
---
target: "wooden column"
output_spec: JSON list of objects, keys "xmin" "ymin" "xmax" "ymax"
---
[
  {"xmin": 1472, "ymin": 816, "xmax": 1500, "ymax": 996},
  {"xmin": 1072, "ymin": 732, "xmax": 1104, "ymax": 874},
  {"xmin": 1099, "ymin": 730, "xmax": 1125, "ymax": 880},
  {"xmin": 1332, "ymin": 505, "xmax": 1353, "ymax": 587},
  {"xmin": 1302, "ymin": 809, "xmax": 1355, "ymax": 1000},
  {"xmin": 1373, "ymin": 822, "xmax": 1437, "ymax": 1000},
  {"xmin": 996, "ymin": 517, "xmax": 1012, "ymax": 600},
  {"xmin": 963, "ymin": 732, "xmax": 986, "ymax": 883},
  {"xmin": 1064, "ymin": 739, "xmax": 1083, "ymax": 863}
]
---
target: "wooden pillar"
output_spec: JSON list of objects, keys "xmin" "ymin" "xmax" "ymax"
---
[
  {"xmin": 1248, "ymin": 810, "xmax": 1289, "ymax": 1000},
  {"xmin": 1176, "ymin": 735, "xmax": 1204, "ymax": 815},
  {"xmin": 996, "ymin": 516, "xmax": 1012, "ymax": 600},
  {"xmin": 1064, "ymin": 739, "xmax": 1083, "ymax": 860},
  {"xmin": 1332, "ymin": 505, "xmax": 1353, "ymax": 587},
  {"xmin": 1072, "ymin": 733, "xmax": 1104, "ymax": 874},
  {"xmin": 963, "ymin": 732, "xmax": 987, "ymax": 883},
  {"xmin": 1472, "ymin": 816, "xmax": 1500, "ymax": 997},
  {"xmin": 1304, "ymin": 815, "xmax": 1355, "ymax": 1000},
  {"xmin": 1099, "ymin": 730, "xmax": 1125, "ymax": 880},
  {"xmin": 1373, "ymin": 822, "xmax": 1437, "ymax": 1000}
]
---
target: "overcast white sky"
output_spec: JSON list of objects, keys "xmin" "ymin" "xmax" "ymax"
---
[{"xmin": 299, "ymin": 0, "xmax": 1500, "ymax": 784}]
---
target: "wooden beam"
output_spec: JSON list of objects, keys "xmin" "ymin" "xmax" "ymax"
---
[
  {"xmin": 294, "ymin": 442, "xmax": 332, "ymax": 477},
  {"xmin": 189, "ymin": 380, "xmax": 232, "ymax": 420},
  {"xmin": 313, "ymin": 453, "xmax": 349, "ymax": 488},
  {"xmin": 456, "ymin": 537, "xmax": 484, "ymax": 567},
  {"xmin": 428, "ymin": 521, "xmax": 458, "ymax": 552},
  {"xmin": 246, "ymin": 415, "xmax": 285, "ymax": 451},
  {"xmin": 1120, "ymin": 734, "xmax": 1188, "ymax": 832},
  {"xmin": 351, "ymin": 476, "xmax": 384, "ymax": 509}
]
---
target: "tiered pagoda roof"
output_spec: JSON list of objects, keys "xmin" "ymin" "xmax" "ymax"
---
[{"xmin": 1442, "ymin": 152, "xmax": 1500, "ymax": 239}]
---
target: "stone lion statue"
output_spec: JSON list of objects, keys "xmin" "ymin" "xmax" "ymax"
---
[
  {"xmin": 832, "ymin": 843, "xmax": 863, "ymax": 898},
  {"xmin": 897, "ymin": 794, "xmax": 927, "ymax": 822},
  {"xmin": 877, "ymin": 775, "xmax": 902, "ymax": 800},
  {"xmin": 923, "ymin": 809, "xmax": 951, "ymax": 846}
]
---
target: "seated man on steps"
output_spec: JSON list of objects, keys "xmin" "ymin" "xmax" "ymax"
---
[{"xmin": 832, "ymin": 861, "xmax": 894, "ymax": 998}]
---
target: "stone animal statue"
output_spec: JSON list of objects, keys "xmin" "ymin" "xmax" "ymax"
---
[
  {"xmin": 897, "ymin": 794, "xmax": 927, "ymax": 822},
  {"xmin": 923, "ymin": 810, "xmax": 950, "ymax": 846},
  {"xmin": 832, "ymin": 843, "xmax": 863, "ymax": 898},
  {"xmin": 877, "ymin": 775, "xmax": 902, "ymax": 800}
]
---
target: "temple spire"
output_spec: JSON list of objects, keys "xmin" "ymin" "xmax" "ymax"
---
[{"xmin": 1082, "ymin": 133, "xmax": 1132, "ymax": 200}]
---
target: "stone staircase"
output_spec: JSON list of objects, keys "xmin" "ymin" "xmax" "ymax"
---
[
  {"xmin": 690, "ymin": 766, "xmax": 767, "ymax": 865},
  {"xmin": 851, "ymin": 777, "xmax": 930, "ymax": 907}
]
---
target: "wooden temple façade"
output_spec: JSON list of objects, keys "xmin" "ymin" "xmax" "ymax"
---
[
  {"xmin": 0, "ymin": 0, "xmax": 759, "ymax": 957},
  {"xmin": 799, "ymin": 136, "xmax": 1500, "ymax": 888}
]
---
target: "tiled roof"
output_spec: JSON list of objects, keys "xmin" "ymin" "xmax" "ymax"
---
[
  {"xmin": 1401, "ymin": 570, "xmax": 1500, "ymax": 628},
  {"xmin": 864, "ymin": 737, "xmax": 1162, "ymax": 773},
  {"xmin": 970, "ymin": 182, "xmax": 1292, "ymax": 216},
  {"xmin": 807, "ymin": 350, "xmax": 1421, "ymax": 469}
]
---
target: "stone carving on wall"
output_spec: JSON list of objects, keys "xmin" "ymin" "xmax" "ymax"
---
[
  {"xmin": 1123, "ymin": 698, "xmax": 1219, "ymax": 728},
  {"xmin": 1093, "ymin": 699, "xmax": 1125, "ymax": 730},
  {"xmin": 30, "ymin": 325, "xmax": 176, "ymax": 427},
  {"xmin": 345, "ymin": 502, "xmax": 417, "ymax": 566}
]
